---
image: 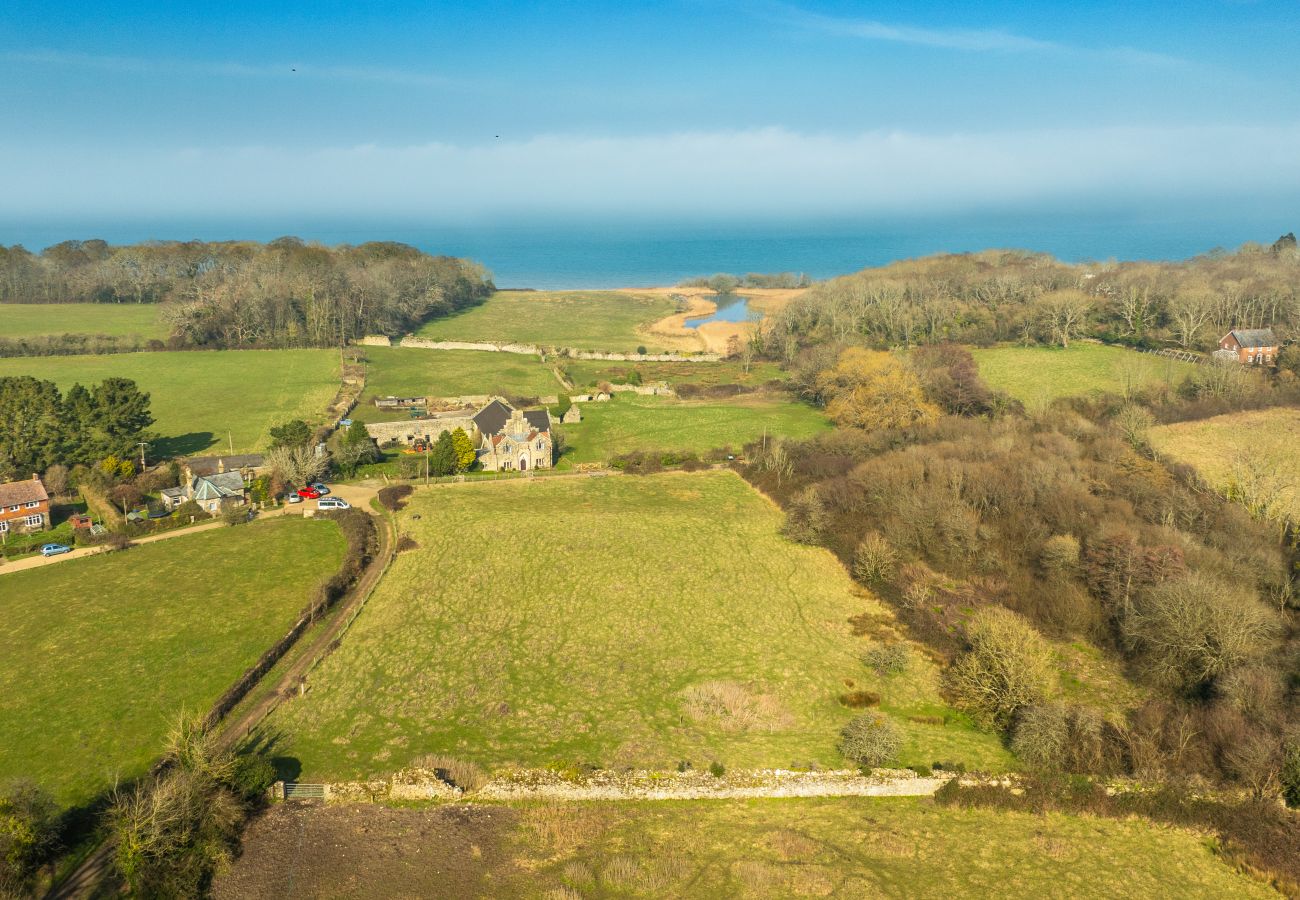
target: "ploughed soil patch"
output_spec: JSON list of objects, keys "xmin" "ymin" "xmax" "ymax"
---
[{"xmin": 212, "ymin": 803, "xmax": 520, "ymax": 899}]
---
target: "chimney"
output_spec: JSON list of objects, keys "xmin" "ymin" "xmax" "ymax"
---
[{"xmin": 217, "ymin": 459, "xmax": 226, "ymax": 474}]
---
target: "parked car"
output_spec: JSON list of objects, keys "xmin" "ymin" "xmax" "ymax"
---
[
  {"xmin": 40, "ymin": 543, "xmax": 72, "ymax": 557},
  {"xmin": 317, "ymin": 498, "xmax": 351, "ymax": 510},
  {"xmin": 310, "ymin": 482, "xmax": 331, "ymax": 495},
  {"xmin": 284, "ymin": 493, "xmax": 303, "ymax": 504},
  {"xmin": 297, "ymin": 487, "xmax": 321, "ymax": 500}
]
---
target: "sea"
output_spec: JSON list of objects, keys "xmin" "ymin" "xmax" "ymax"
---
[{"xmin": 0, "ymin": 214, "xmax": 1290, "ymax": 290}]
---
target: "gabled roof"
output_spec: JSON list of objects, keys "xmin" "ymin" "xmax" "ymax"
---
[
  {"xmin": 185, "ymin": 454, "xmax": 265, "ymax": 476},
  {"xmin": 0, "ymin": 477, "xmax": 47, "ymax": 508},
  {"xmin": 524, "ymin": 409, "xmax": 552, "ymax": 433},
  {"xmin": 472, "ymin": 399, "xmax": 513, "ymax": 436},
  {"xmin": 1227, "ymin": 328, "xmax": 1277, "ymax": 348}
]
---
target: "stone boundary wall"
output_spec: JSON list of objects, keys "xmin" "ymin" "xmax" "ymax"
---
[
  {"xmin": 359, "ymin": 335, "xmax": 393, "ymax": 347},
  {"xmin": 394, "ymin": 336, "xmax": 721, "ymax": 362},
  {"xmin": 314, "ymin": 767, "xmax": 957, "ymax": 805}
]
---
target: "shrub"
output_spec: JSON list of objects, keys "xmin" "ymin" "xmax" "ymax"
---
[
  {"xmin": 852, "ymin": 532, "xmax": 898, "ymax": 584},
  {"xmin": 1038, "ymin": 534, "xmax": 1080, "ymax": 576},
  {"xmin": 862, "ymin": 643, "xmax": 909, "ymax": 677},
  {"xmin": 837, "ymin": 691, "xmax": 881, "ymax": 709},
  {"xmin": 946, "ymin": 607, "xmax": 1057, "ymax": 731},
  {"xmin": 1282, "ymin": 738, "xmax": 1300, "ymax": 808},
  {"xmin": 708, "ymin": 761, "xmax": 726, "ymax": 778},
  {"xmin": 838, "ymin": 712, "xmax": 903, "ymax": 767},
  {"xmin": 226, "ymin": 754, "xmax": 277, "ymax": 801},
  {"xmin": 781, "ymin": 486, "xmax": 826, "ymax": 544},
  {"xmin": 377, "ymin": 484, "xmax": 414, "ymax": 512},
  {"xmin": 220, "ymin": 504, "xmax": 249, "ymax": 526},
  {"xmin": 0, "ymin": 780, "xmax": 58, "ymax": 896},
  {"xmin": 636, "ymin": 346, "xmax": 647, "ymax": 356}
]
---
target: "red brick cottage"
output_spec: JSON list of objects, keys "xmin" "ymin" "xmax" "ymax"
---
[
  {"xmin": 1219, "ymin": 328, "xmax": 1279, "ymax": 365},
  {"xmin": 0, "ymin": 476, "xmax": 50, "ymax": 535}
]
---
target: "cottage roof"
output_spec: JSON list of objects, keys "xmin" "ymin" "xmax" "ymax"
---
[
  {"xmin": 472, "ymin": 399, "xmax": 513, "ymax": 435},
  {"xmin": 0, "ymin": 477, "xmax": 48, "ymax": 508},
  {"xmin": 524, "ymin": 409, "xmax": 551, "ymax": 433},
  {"xmin": 191, "ymin": 472, "xmax": 246, "ymax": 501},
  {"xmin": 1228, "ymin": 328, "xmax": 1277, "ymax": 348},
  {"xmin": 186, "ymin": 454, "xmax": 265, "ymax": 476}
]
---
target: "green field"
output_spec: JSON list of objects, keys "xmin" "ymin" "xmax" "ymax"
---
[
  {"xmin": 0, "ymin": 518, "xmax": 346, "ymax": 806},
  {"xmin": 559, "ymin": 393, "xmax": 830, "ymax": 465},
  {"xmin": 0, "ymin": 349, "xmax": 340, "ymax": 455},
  {"xmin": 354, "ymin": 346, "xmax": 561, "ymax": 422},
  {"xmin": 1151, "ymin": 406, "xmax": 1300, "ymax": 521},
  {"xmin": 415, "ymin": 290, "xmax": 681, "ymax": 352},
  {"xmin": 268, "ymin": 472, "xmax": 1010, "ymax": 780},
  {"xmin": 563, "ymin": 358, "xmax": 787, "ymax": 389},
  {"xmin": 0, "ymin": 303, "xmax": 168, "ymax": 340},
  {"xmin": 972, "ymin": 343, "xmax": 1196, "ymax": 404}
]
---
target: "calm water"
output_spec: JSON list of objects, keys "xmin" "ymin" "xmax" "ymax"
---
[
  {"xmin": 0, "ymin": 214, "xmax": 1290, "ymax": 289},
  {"xmin": 685, "ymin": 295, "xmax": 752, "ymax": 328}
]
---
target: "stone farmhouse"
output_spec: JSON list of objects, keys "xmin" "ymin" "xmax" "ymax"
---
[
  {"xmin": 0, "ymin": 476, "xmax": 50, "ymax": 535},
  {"xmin": 161, "ymin": 472, "xmax": 248, "ymax": 514},
  {"xmin": 1218, "ymin": 328, "xmax": 1279, "ymax": 365},
  {"xmin": 364, "ymin": 397, "xmax": 554, "ymax": 472}
]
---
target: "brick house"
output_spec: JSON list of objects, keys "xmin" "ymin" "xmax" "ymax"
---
[
  {"xmin": 0, "ymin": 476, "xmax": 51, "ymax": 535},
  {"xmin": 1219, "ymin": 329, "xmax": 1279, "ymax": 365}
]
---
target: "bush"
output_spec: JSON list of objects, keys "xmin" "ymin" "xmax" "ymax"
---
[
  {"xmin": 781, "ymin": 486, "xmax": 826, "ymax": 544},
  {"xmin": 0, "ymin": 780, "xmax": 58, "ymax": 896},
  {"xmin": 838, "ymin": 712, "xmax": 903, "ymax": 767},
  {"xmin": 226, "ymin": 754, "xmax": 277, "ymax": 801},
  {"xmin": 837, "ymin": 691, "xmax": 881, "ymax": 709},
  {"xmin": 946, "ymin": 607, "xmax": 1057, "ymax": 731},
  {"xmin": 1038, "ymin": 534, "xmax": 1080, "ymax": 576},
  {"xmin": 377, "ymin": 484, "xmax": 414, "ymax": 512},
  {"xmin": 708, "ymin": 761, "xmax": 726, "ymax": 778},
  {"xmin": 862, "ymin": 643, "xmax": 909, "ymax": 677},
  {"xmin": 220, "ymin": 504, "xmax": 250, "ymax": 526},
  {"xmin": 852, "ymin": 532, "xmax": 898, "ymax": 584}
]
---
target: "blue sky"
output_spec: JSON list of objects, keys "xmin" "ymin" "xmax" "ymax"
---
[{"xmin": 2, "ymin": 1, "xmax": 1299, "ymax": 226}]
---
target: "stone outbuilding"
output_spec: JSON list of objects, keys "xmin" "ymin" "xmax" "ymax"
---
[{"xmin": 561, "ymin": 404, "xmax": 582, "ymax": 424}]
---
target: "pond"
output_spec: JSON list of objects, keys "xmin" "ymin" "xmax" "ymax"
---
[{"xmin": 684, "ymin": 294, "xmax": 751, "ymax": 328}]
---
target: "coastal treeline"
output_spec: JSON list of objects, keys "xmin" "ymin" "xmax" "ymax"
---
[
  {"xmin": 764, "ymin": 235, "xmax": 1300, "ymax": 356},
  {"xmin": 0, "ymin": 238, "xmax": 493, "ymax": 349}
]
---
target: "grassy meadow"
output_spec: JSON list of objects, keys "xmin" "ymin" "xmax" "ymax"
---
[
  {"xmin": 353, "ymin": 346, "xmax": 560, "ymax": 422},
  {"xmin": 1151, "ymin": 406, "xmax": 1300, "ymax": 520},
  {"xmin": 0, "ymin": 303, "xmax": 167, "ymax": 340},
  {"xmin": 0, "ymin": 518, "xmax": 346, "ymax": 806},
  {"xmin": 972, "ymin": 343, "xmax": 1197, "ymax": 405},
  {"xmin": 506, "ymin": 797, "xmax": 1269, "ymax": 899},
  {"xmin": 268, "ymin": 472, "xmax": 1010, "ymax": 781},
  {"xmin": 563, "ymin": 357, "xmax": 787, "ymax": 389},
  {"xmin": 558, "ymin": 393, "xmax": 830, "ymax": 465},
  {"xmin": 0, "ymin": 349, "xmax": 340, "ymax": 454},
  {"xmin": 415, "ymin": 290, "xmax": 683, "ymax": 352}
]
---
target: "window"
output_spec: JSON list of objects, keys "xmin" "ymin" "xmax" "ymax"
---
[
  {"xmin": 0, "ymin": 521, "xmax": 7, "ymax": 532},
  {"xmin": 6, "ymin": 505, "xmax": 17, "ymax": 512},
  {"xmin": 25, "ymin": 501, "xmax": 40, "ymax": 509},
  {"xmin": 22, "ymin": 514, "xmax": 42, "ymax": 527}
]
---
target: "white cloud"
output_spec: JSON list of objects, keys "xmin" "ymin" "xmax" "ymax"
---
[{"xmin": 2, "ymin": 125, "xmax": 1299, "ymax": 220}]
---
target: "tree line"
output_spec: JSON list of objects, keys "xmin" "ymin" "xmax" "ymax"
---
[
  {"xmin": 761, "ymin": 235, "xmax": 1300, "ymax": 357},
  {"xmin": 0, "ymin": 237, "xmax": 494, "ymax": 349}
]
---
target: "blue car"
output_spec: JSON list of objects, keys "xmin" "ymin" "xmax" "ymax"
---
[
  {"xmin": 40, "ymin": 543, "xmax": 72, "ymax": 557},
  {"xmin": 310, "ymin": 482, "xmax": 331, "ymax": 495}
]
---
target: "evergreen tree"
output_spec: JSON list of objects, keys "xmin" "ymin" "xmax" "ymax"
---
[
  {"xmin": 90, "ymin": 378, "xmax": 154, "ymax": 458},
  {"xmin": 268, "ymin": 419, "xmax": 312, "ymax": 450},
  {"xmin": 428, "ymin": 430, "xmax": 457, "ymax": 477},
  {"xmin": 0, "ymin": 376, "xmax": 68, "ymax": 478}
]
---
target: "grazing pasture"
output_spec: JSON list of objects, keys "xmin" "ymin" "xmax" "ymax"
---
[
  {"xmin": 214, "ymin": 797, "xmax": 1270, "ymax": 899},
  {"xmin": 0, "ymin": 349, "xmax": 340, "ymax": 454},
  {"xmin": 563, "ymin": 357, "xmax": 787, "ymax": 389},
  {"xmin": 415, "ymin": 290, "xmax": 684, "ymax": 352},
  {"xmin": 1151, "ymin": 406, "xmax": 1300, "ymax": 521},
  {"xmin": 0, "ymin": 518, "xmax": 346, "ymax": 807},
  {"xmin": 972, "ymin": 343, "xmax": 1196, "ymax": 404},
  {"xmin": 353, "ymin": 346, "xmax": 560, "ymax": 423},
  {"xmin": 559, "ymin": 393, "xmax": 830, "ymax": 465},
  {"xmin": 0, "ymin": 303, "xmax": 167, "ymax": 340},
  {"xmin": 267, "ymin": 471, "xmax": 1009, "ymax": 781}
]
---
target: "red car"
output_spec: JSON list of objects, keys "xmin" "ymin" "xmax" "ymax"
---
[{"xmin": 296, "ymin": 486, "xmax": 321, "ymax": 500}]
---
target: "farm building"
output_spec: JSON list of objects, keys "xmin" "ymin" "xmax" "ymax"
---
[
  {"xmin": 364, "ymin": 396, "xmax": 554, "ymax": 471},
  {"xmin": 162, "ymin": 472, "xmax": 248, "ymax": 514},
  {"xmin": 0, "ymin": 476, "xmax": 50, "ymax": 534},
  {"xmin": 1218, "ymin": 328, "xmax": 1279, "ymax": 365},
  {"xmin": 374, "ymin": 396, "xmax": 427, "ymax": 409}
]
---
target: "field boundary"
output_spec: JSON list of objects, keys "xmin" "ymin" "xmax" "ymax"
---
[{"xmin": 370, "ymin": 335, "xmax": 722, "ymax": 362}]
